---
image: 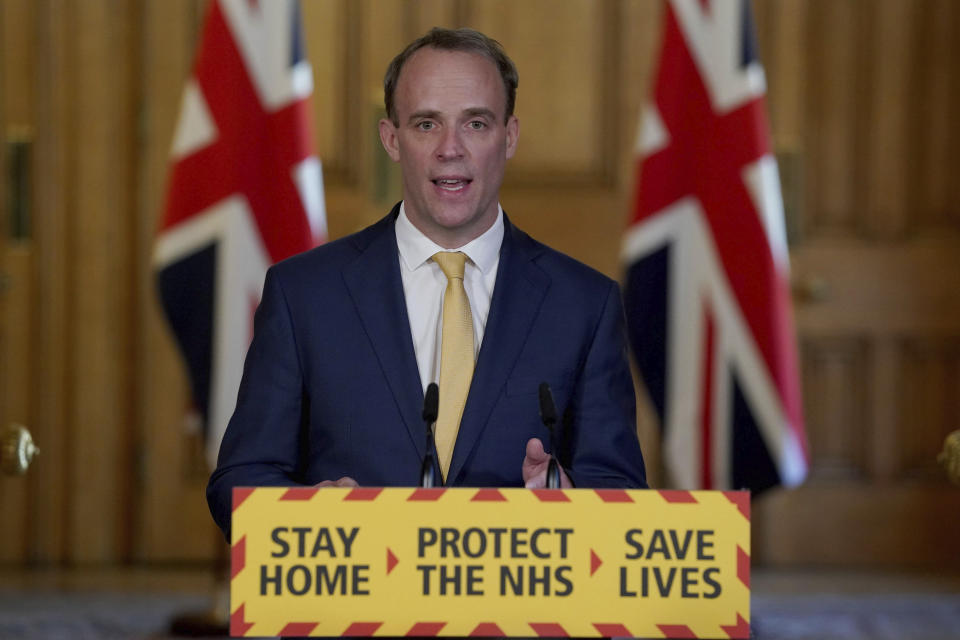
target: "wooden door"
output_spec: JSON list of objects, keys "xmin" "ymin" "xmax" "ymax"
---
[
  {"xmin": 0, "ymin": 0, "xmax": 158, "ymax": 566},
  {"xmin": 0, "ymin": 0, "xmax": 38, "ymax": 565},
  {"xmin": 752, "ymin": 0, "xmax": 960, "ymax": 568}
]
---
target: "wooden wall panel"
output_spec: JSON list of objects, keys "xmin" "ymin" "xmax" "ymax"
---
[
  {"xmin": 756, "ymin": 0, "xmax": 807, "ymax": 145},
  {"xmin": 360, "ymin": 0, "xmax": 409, "ymax": 206},
  {"xmin": 65, "ymin": 0, "xmax": 140, "ymax": 564},
  {"xmin": 754, "ymin": 0, "xmax": 808, "ymax": 240},
  {"xmin": 792, "ymin": 243, "xmax": 960, "ymax": 335},
  {"xmin": 0, "ymin": 0, "xmax": 33, "ymax": 564},
  {"xmin": 135, "ymin": 0, "xmax": 220, "ymax": 562},
  {"xmin": 1, "ymin": 0, "xmax": 33, "ymax": 125},
  {"xmin": 898, "ymin": 340, "xmax": 960, "ymax": 479},
  {"xmin": 407, "ymin": 0, "xmax": 462, "ymax": 33},
  {"xmin": 466, "ymin": 0, "xmax": 612, "ymax": 183},
  {"xmin": 755, "ymin": 484, "xmax": 960, "ymax": 568},
  {"xmin": 302, "ymin": 0, "xmax": 354, "ymax": 181},
  {"xmin": 0, "ymin": 247, "xmax": 33, "ymax": 562},
  {"xmin": 617, "ymin": 0, "xmax": 662, "ymax": 187},
  {"xmin": 800, "ymin": 338, "xmax": 870, "ymax": 480},
  {"xmin": 863, "ymin": 0, "xmax": 915, "ymax": 239},
  {"xmin": 913, "ymin": 0, "xmax": 960, "ymax": 230},
  {"xmin": 803, "ymin": 0, "xmax": 863, "ymax": 235},
  {"xmin": 27, "ymin": 0, "xmax": 71, "ymax": 564}
]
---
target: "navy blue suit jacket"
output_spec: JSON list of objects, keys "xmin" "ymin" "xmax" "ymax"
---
[{"xmin": 207, "ymin": 206, "xmax": 646, "ymax": 539}]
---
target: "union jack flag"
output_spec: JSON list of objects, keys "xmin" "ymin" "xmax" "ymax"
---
[
  {"xmin": 623, "ymin": 0, "xmax": 808, "ymax": 491},
  {"xmin": 154, "ymin": 0, "xmax": 325, "ymax": 467}
]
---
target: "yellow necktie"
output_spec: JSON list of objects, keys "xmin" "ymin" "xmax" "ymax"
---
[{"xmin": 432, "ymin": 251, "xmax": 474, "ymax": 480}]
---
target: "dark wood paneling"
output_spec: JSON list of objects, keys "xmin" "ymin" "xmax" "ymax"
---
[
  {"xmin": 755, "ymin": 485, "xmax": 960, "ymax": 568},
  {"xmin": 66, "ymin": 0, "xmax": 140, "ymax": 564},
  {"xmin": 801, "ymin": 338, "xmax": 870, "ymax": 481},
  {"xmin": 898, "ymin": 339, "xmax": 960, "ymax": 480},
  {"xmin": 912, "ymin": 0, "xmax": 960, "ymax": 231},
  {"xmin": 803, "ymin": 0, "xmax": 864, "ymax": 235}
]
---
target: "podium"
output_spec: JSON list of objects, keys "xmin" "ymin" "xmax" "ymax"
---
[{"xmin": 230, "ymin": 487, "xmax": 750, "ymax": 638}]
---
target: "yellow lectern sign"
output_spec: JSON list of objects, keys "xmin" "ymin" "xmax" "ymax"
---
[{"xmin": 230, "ymin": 487, "xmax": 750, "ymax": 638}]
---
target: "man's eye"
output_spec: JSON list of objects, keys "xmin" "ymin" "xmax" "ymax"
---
[
  {"xmin": 468, "ymin": 121, "xmax": 486, "ymax": 130},
  {"xmin": 417, "ymin": 121, "xmax": 435, "ymax": 131}
]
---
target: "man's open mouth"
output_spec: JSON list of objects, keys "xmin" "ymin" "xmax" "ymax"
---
[{"xmin": 432, "ymin": 178, "xmax": 471, "ymax": 191}]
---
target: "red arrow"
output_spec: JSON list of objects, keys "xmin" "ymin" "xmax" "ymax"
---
[
  {"xmin": 590, "ymin": 549, "xmax": 602, "ymax": 576},
  {"xmin": 387, "ymin": 547, "xmax": 398, "ymax": 575}
]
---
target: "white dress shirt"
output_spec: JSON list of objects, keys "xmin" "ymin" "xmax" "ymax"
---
[{"xmin": 395, "ymin": 202, "xmax": 503, "ymax": 393}]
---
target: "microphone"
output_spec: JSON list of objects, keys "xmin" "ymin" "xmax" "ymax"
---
[
  {"xmin": 538, "ymin": 383, "xmax": 561, "ymax": 489},
  {"xmin": 420, "ymin": 383, "xmax": 439, "ymax": 488}
]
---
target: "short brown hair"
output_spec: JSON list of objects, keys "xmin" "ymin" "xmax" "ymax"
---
[{"xmin": 383, "ymin": 27, "xmax": 519, "ymax": 126}]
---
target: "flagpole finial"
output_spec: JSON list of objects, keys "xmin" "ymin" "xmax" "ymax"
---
[{"xmin": 939, "ymin": 430, "xmax": 960, "ymax": 486}]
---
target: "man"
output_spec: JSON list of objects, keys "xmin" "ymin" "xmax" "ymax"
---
[{"xmin": 207, "ymin": 28, "xmax": 646, "ymax": 540}]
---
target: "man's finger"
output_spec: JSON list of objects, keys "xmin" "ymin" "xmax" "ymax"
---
[
  {"xmin": 314, "ymin": 477, "xmax": 359, "ymax": 488},
  {"xmin": 525, "ymin": 469, "xmax": 547, "ymax": 489},
  {"xmin": 525, "ymin": 437, "xmax": 548, "ymax": 462}
]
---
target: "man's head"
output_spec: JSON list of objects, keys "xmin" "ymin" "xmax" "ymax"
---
[
  {"xmin": 384, "ymin": 28, "xmax": 518, "ymax": 127},
  {"xmin": 379, "ymin": 28, "xmax": 520, "ymax": 249}
]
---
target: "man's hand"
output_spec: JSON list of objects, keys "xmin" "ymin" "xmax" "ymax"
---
[
  {"xmin": 522, "ymin": 438, "xmax": 572, "ymax": 489},
  {"xmin": 313, "ymin": 476, "xmax": 359, "ymax": 488}
]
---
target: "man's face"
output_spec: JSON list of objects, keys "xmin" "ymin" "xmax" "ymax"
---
[{"xmin": 379, "ymin": 47, "xmax": 519, "ymax": 249}]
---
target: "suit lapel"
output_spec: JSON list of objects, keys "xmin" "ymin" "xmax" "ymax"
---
[
  {"xmin": 342, "ymin": 208, "xmax": 426, "ymax": 459},
  {"xmin": 446, "ymin": 216, "xmax": 549, "ymax": 484}
]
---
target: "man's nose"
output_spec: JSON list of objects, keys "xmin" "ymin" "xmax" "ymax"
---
[{"xmin": 435, "ymin": 127, "xmax": 464, "ymax": 159}]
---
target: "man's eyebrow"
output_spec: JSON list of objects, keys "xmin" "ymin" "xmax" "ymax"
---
[
  {"xmin": 463, "ymin": 107, "xmax": 496, "ymax": 119},
  {"xmin": 405, "ymin": 108, "xmax": 497, "ymax": 124},
  {"xmin": 407, "ymin": 110, "xmax": 440, "ymax": 124}
]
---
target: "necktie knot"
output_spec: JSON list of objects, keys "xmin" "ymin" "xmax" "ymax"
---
[{"xmin": 432, "ymin": 251, "xmax": 467, "ymax": 281}]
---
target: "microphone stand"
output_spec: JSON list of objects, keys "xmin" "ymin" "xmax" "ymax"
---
[
  {"xmin": 538, "ymin": 383, "xmax": 561, "ymax": 489},
  {"xmin": 420, "ymin": 383, "xmax": 439, "ymax": 488}
]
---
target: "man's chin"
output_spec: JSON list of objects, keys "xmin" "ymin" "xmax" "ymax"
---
[{"xmin": 423, "ymin": 208, "xmax": 496, "ymax": 247}]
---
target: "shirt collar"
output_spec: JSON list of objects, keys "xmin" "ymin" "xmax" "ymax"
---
[{"xmin": 395, "ymin": 201, "xmax": 504, "ymax": 274}]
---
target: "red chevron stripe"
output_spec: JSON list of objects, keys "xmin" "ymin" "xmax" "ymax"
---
[
  {"xmin": 724, "ymin": 491, "xmax": 751, "ymax": 520},
  {"xmin": 342, "ymin": 622, "xmax": 383, "ymax": 636},
  {"xmin": 532, "ymin": 489, "xmax": 570, "ymax": 502},
  {"xmin": 230, "ymin": 603, "xmax": 254, "ymax": 637},
  {"xmin": 232, "ymin": 487, "xmax": 255, "ymax": 511},
  {"xmin": 279, "ymin": 487, "xmax": 318, "ymax": 501},
  {"xmin": 721, "ymin": 613, "xmax": 750, "ymax": 639},
  {"xmin": 470, "ymin": 623, "xmax": 505, "ymax": 636},
  {"xmin": 658, "ymin": 490, "xmax": 698, "ymax": 503},
  {"xmin": 657, "ymin": 624, "xmax": 697, "ymax": 638},
  {"xmin": 593, "ymin": 623, "xmax": 632, "ymax": 637},
  {"xmin": 231, "ymin": 535, "xmax": 246, "ymax": 579},
  {"xmin": 594, "ymin": 489, "xmax": 634, "ymax": 503},
  {"xmin": 529, "ymin": 622, "xmax": 569, "ymax": 637},
  {"xmin": 408, "ymin": 488, "xmax": 446, "ymax": 501},
  {"xmin": 344, "ymin": 487, "xmax": 383, "ymax": 501},
  {"xmin": 406, "ymin": 622, "xmax": 446, "ymax": 636},
  {"xmin": 279, "ymin": 622, "xmax": 318, "ymax": 636},
  {"xmin": 471, "ymin": 488, "xmax": 507, "ymax": 501},
  {"xmin": 738, "ymin": 546, "xmax": 750, "ymax": 588}
]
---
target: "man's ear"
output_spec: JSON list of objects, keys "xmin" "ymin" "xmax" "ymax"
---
[
  {"xmin": 505, "ymin": 115, "xmax": 519, "ymax": 160},
  {"xmin": 378, "ymin": 118, "xmax": 401, "ymax": 162}
]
